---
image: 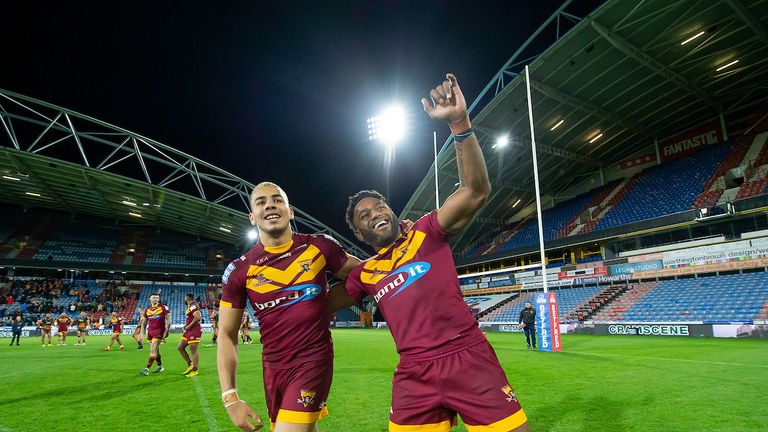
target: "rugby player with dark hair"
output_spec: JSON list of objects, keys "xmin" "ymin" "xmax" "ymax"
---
[
  {"xmin": 218, "ymin": 182, "xmax": 360, "ymax": 432},
  {"xmin": 339, "ymin": 74, "xmax": 530, "ymax": 432},
  {"xmin": 75, "ymin": 312, "xmax": 90, "ymax": 346},
  {"xmin": 179, "ymin": 293, "xmax": 202, "ymax": 377},
  {"xmin": 37, "ymin": 313, "xmax": 53, "ymax": 347},
  {"xmin": 139, "ymin": 293, "xmax": 170, "ymax": 375}
]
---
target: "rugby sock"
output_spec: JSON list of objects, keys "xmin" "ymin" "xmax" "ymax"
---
[
  {"xmin": 146, "ymin": 356, "xmax": 156, "ymax": 368},
  {"xmin": 156, "ymin": 354, "xmax": 162, "ymax": 367}
]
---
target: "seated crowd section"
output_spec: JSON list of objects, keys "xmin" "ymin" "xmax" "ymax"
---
[
  {"xmin": 461, "ymin": 271, "xmax": 768, "ymax": 324},
  {"xmin": 0, "ymin": 210, "xmax": 236, "ymax": 272},
  {"xmin": 464, "ymin": 132, "xmax": 768, "ymax": 258}
]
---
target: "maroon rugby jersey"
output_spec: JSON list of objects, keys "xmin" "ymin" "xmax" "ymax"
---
[
  {"xmin": 109, "ymin": 317, "xmax": 124, "ymax": 333},
  {"xmin": 345, "ymin": 211, "xmax": 484, "ymax": 360},
  {"xmin": 221, "ymin": 233, "xmax": 348, "ymax": 368},
  {"xmin": 185, "ymin": 302, "xmax": 201, "ymax": 331},
  {"xmin": 144, "ymin": 304, "xmax": 170, "ymax": 335}
]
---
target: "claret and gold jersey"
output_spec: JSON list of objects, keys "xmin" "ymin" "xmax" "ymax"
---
[{"xmin": 221, "ymin": 232, "xmax": 348, "ymax": 368}]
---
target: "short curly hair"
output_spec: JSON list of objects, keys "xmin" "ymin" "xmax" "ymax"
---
[{"xmin": 345, "ymin": 190, "xmax": 387, "ymax": 232}]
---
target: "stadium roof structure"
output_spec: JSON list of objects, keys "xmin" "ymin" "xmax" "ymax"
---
[
  {"xmin": 401, "ymin": 0, "xmax": 768, "ymax": 253},
  {"xmin": 0, "ymin": 89, "xmax": 368, "ymax": 257}
]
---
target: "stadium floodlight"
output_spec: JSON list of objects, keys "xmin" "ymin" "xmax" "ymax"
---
[
  {"xmin": 128, "ymin": 212, "xmax": 142, "ymax": 218},
  {"xmin": 494, "ymin": 135, "xmax": 509, "ymax": 149},
  {"xmin": 121, "ymin": 200, "xmax": 137, "ymax": 206},
  {"xmin": 550, "ymin": 119, "xmax": 564, "ymax": 131},
  {"xmin": 680, "ymin": 31, "xmax": 705, "ymax": 45},
  {"xmin": 512, "ymin": 198, "xmax": 521, "ymax": 208},
  {"xmin": 589, "ymin": 133, "xmax": 604, "ymax": 143},
  {"xmin": 219, "ymin": 227, "xmax": 231, "ymax": 233},
  {"xmin": 25, "ymin": 192, "xmax": 41, "ymax": 197},
  {"xmin": 716, "ymin": 59, "xmax": 739, "ymax": 72},
  {"xmin": 247, "ymin": 229, "xmax": 258, "ymax": 240},
  {"xmin": 367, "ymin": 105, "xmax": 407, "ymax": 146},
  {"xmin": 2, "ymin": 175, "xmax": 20, "ymax": 181}
]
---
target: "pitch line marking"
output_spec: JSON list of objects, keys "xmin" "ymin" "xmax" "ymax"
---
[
  {"xmin": 567, "ymin": 350, "xmax": 768, "ymax": 368},
  {"xmin": 192, "ymin": 376, "xmax": 219, "ymax": 432}
]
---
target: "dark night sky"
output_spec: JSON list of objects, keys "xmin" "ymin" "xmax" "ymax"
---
[{"xmin": 3, "ymin": 1, "xmax": 600, "ymax": 239}]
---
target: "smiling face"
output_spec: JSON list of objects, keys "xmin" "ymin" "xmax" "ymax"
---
[
  {"xmin": 249, "ymin": 183, "xmax": 294, "ymax": 239},
  {"xmin": 351, "ymin": 197, "xmax": 402, "ymax": 249}
]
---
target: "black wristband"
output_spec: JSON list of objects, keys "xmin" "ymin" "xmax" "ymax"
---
[{"xmin": 454, "ymin": 127, "xmax": 474, "ymax": 143}]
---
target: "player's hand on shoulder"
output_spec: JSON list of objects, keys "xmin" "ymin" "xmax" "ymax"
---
[
  {"xmin": 226, "ymin": 400, "xmax": 263, "ymax": 431},
  {"xmin": 402, "ymin": 219, "xmax": 415, "ymax": 233}
]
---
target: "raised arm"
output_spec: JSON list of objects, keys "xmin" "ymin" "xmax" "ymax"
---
[{"xmin": 422, "ymin": 74, "xmax": 491, "ymax": 233}]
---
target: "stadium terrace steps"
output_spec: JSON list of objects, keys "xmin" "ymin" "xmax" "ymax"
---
[
  {"xmin": 564, "ymin": 284, "xmax": 628, "ymax": 322},
  {"xmin": 577, "ymin": 177, "xmax": 639, "ymax": 235},
  {"xmin": 695, "ymin": 136, "xmax": 753, "ymax": 199},
  {"xmin": 474, "ymin": 293, "xmax": 520, "ymax": 320},
  {"xmin": 565, "ymin": 180, "xmax": 622, "ymax": 237},
  {"xmin": 589, "ymin": 282, "xmax": 658, "ymax": 322},
  {"xmin": 479, "ymin": 286, "xmax": 603, "ymax": 322}
]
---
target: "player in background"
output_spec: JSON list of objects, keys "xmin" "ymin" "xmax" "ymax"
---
[
  {"xmin": 217, "ymin": 182, "xmax": 360, "ymax": 432},
  {"xmin": 75, "ymin": 312, "xmax": 90, "ymax": 346},
  {"xmin": 240, "ymin": 311, "xmax": 253, "ymax": 344},
  {"xmin": 104, "ymin": 312, "xmax": 125, "ymax": 351},
  {"xmin": 132, "ymin": 307, "xmax": 146, "ymax": 349},
  {"xmin": 339, "ymin": 74, "xmax": 530, "ymax": 432},
  {"xmin": 211, "ymin": 309, "xmax": 219, "ymax": 344},
  {"xmin": 179, "ymin": 293, "xmax": 203, "ymax": 377},
  {"xmin": 139, "ymin": 293, "xmax": 171, "ymax": 375},
  {"xmin": 56, "ymin": 312, "xmax": 72, "ymax": 346},
  {"xmin": 37, "ymin": 312, "xmax": 53, "ymax": 347}
]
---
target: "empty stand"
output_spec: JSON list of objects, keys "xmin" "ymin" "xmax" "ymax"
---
[
  {"xmin": 622, "ymin": 273, "xmax": 768, "ymax": 322},
  {"xmin": 480, "ymin": 286, "xmax": 603, "ymax": 322}
]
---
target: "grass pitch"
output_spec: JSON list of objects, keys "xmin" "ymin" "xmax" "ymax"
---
[{"xmin": 1, "ymin": 330, "xmax": 766, "ymax": 432}]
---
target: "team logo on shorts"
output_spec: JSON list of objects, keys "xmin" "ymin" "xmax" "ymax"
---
[
  {"xmin": 501, "ymin": 385, "xmax": 517, "ymax": 402},
  {"xmin": 298, "ymin": 390, "xmax": 316, "ymax": 407}
]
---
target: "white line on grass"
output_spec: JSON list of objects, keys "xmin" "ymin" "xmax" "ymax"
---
[
  {"xmin": 566, "ymin": 350, "xmax": 768, "ymax": 368},
  {"xmin": 192, "ymin": 377, "xmax": 219, "ymax": 432}
]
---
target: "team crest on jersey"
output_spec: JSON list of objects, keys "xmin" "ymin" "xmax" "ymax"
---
[
  {"xmin": 298, "ymin": 259, "xmax": 313, "ymax": 272},
  {"xmin": 254, "ymin": 273, "xmax": 273, "ymax": 286},
  {"xmin": 501, "ymin": 385, "xmax": 517, "ymax": 402},
  {"xmin": 298, "ymin": 390, "xmax": 316, "ymax": 407}
]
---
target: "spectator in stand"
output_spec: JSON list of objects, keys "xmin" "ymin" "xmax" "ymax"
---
[{"xmin": 518, "ymin": 302, "xmax": 537, "ymax": 350}]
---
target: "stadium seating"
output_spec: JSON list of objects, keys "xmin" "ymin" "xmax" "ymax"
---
[
  {"xmin": 480, "ymin": 286, "xmax": 603, "ymax": 322},
  {"xmin": 594, "ymin": 143, "xmax": 730, "ymax": 231},
  {"xmin": 621, "ymin": 273, "xmax": 768, "ymax": 322},
  {"xmin": 589, "ymin": 282, "xmax": 658, "ymax": 322},
  {"xmin": 33, "ymin": 222, "xmax": 119, "ymax": 263},
  {"xmin": 144, "ymin": 233, "xmax": 207, "ymax": 269},
  {"xmin": 489, "ymin": 184, "xmax": 615, "ymax": 253}
]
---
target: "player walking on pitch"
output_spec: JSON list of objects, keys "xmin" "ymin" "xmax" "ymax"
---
[
  {"xmin": 104, "ymin": 312, "xmax": 125, "ymax": 351},
  {"xmin": 217, "ymin": 182, "xmax": 359, "ymax": 432},
  {"xmin": 179, "ymin": 293, "xmax": 203, "ymax": 377},
  {"xmin": 132, "ymin": 307, "xmax": 145, "ymax": 349},
  {"xmin": 339, "ymin": 74, "xmax": 530, "ymax": 432},
  {"xmin": 139, "ymin": 293, "xmax": 171, "ymax": 375}
]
